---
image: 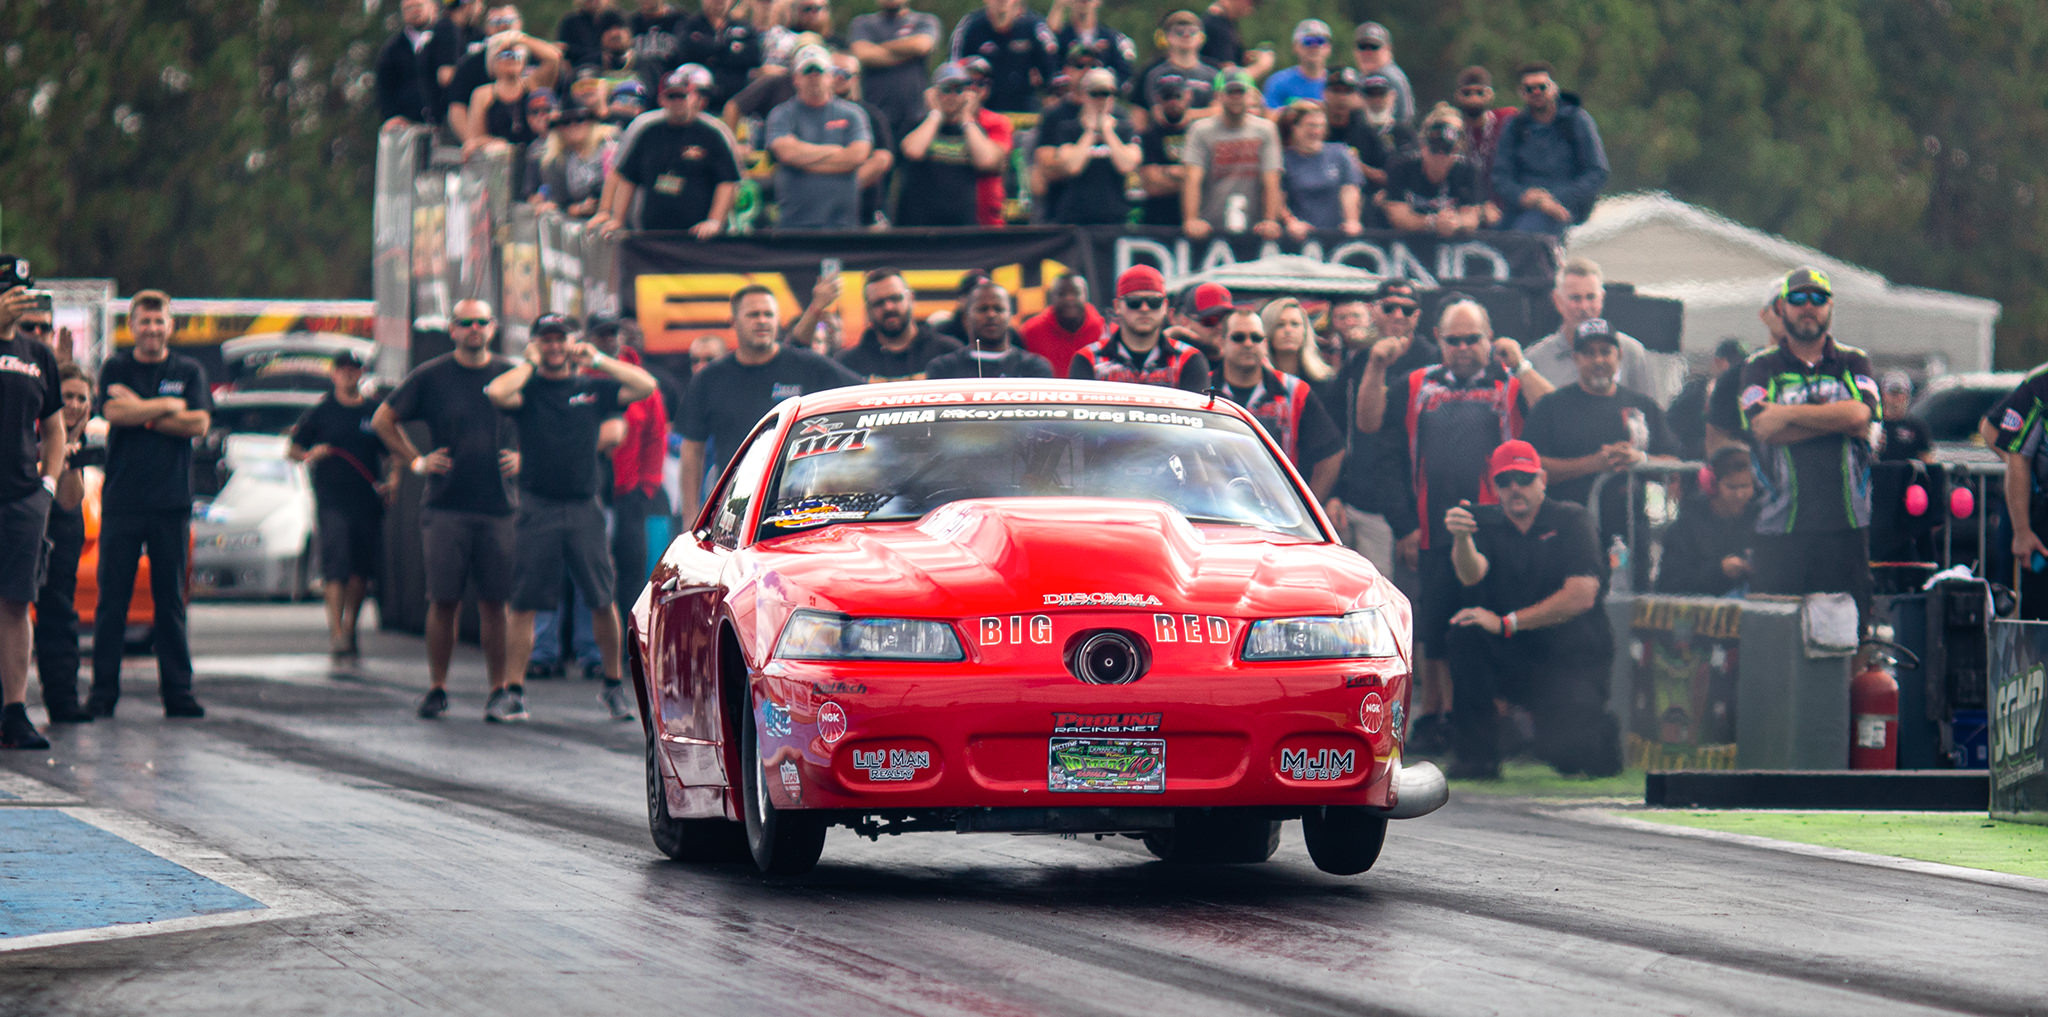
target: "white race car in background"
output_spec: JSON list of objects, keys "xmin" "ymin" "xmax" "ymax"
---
[{"xmin": 191, "ymin": 433, "xmax": 318, "ymax": 601}]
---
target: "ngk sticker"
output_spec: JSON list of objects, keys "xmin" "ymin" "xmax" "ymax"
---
[
  {"xmin": 1359, "ymin": 693, "xmax": 1386, "ymax": 734},
  {"xmin": 817, "ymin": 701, "xmax": 848, "ymax": 744}
]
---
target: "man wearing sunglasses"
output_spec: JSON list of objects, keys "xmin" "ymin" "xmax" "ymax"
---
[
  {"xmin": 1492, "ymin": 61, "xmax": 1608, "ymax": 237},
  {"xmin": 1213, "ymin": 308, "xmax": 1344, "ymax": 500},
  {"xmin": 600, "ymin": 64, "xmax": 743, "ymax": 238},
  {"xmin": 764, "ymin": 45, "xmax": 874, "ymax": 230},
  {"xmin": 1441, "ymin": 440, "xmax": 1620, "ymax": 779},
  {"xmin": 1350, "ymin": 22, "xmax": 1412, "ymax": 124},
  {"xmin": 1739, "ymin": 267, "xmax": 1878, "ymax": 628},
  {"xmin": 1071, "ymin": 265, "xmax": 1211, "ymax": 392},
  {"xmin": 1039, "ymin": 67, "xmax": 1139, "ymax": 225},
  {"xmin": 1261, "ymin": 19, "xmax": 1332, "ymax": 108},
  {"xmin": 0, "ymin": 263, "xmax": 64, "ymax": 748},
  {"xmin": 1334, "ymin": 280, "xmax": 1435, "ymax": 576}
]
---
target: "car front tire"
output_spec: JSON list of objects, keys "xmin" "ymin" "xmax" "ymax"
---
[
  {"xmin": 740, "ymin": 687, "xmax": 827, "ymax": 875},
  {"xmin": 1301, "ymin": 806, "xmax": 1388, "ymax": 875},
  {"xmin": 646, "ymin": 735, "xmax": 748, "ymax": 863}
]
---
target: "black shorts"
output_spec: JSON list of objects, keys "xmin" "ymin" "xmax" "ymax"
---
[
  {"xmin": 1414, "ymin": 545, "xmax": 1468, "ymax": 658},
  {"xmin": 512, "ymin": 494, "xmax": 616, "ymax": 612},
  {"xmin": 421, "ymin": 508, "xmax": 517, "ymax": 604},
  {"xmin": 317, "ymin": 504, "xmax": 383, "ymax": 583},
  {"xmin": 0, "ymin": 489, "xmax": 53, "ymax": 604}
]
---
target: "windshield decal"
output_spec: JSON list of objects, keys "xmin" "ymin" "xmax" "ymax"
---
[{"xmin": 762, "ymin": 492, "xmax": 889, "ymax": 528}]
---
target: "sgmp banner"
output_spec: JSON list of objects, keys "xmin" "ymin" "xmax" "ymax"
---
[
  {"xmin": 1989, "ymin": 621, "xmax": 2048, "ymax": 824},
  {"xmin": 616, "ymin": 226, "xmax": 1560, "ymax": 355}
]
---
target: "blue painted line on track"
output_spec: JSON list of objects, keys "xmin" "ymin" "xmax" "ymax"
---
[
  {"xmin": 0, "ymin": 790, "xmax": 16, "ymax": 799},
  {"xmin": 0, "ymin": 810, "xmax": 263, "ymax": 939}
]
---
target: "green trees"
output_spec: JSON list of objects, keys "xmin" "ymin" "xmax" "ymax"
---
[{"xmin": 3, "ymin": 1, "xmax": 2044, "ymax": 362}]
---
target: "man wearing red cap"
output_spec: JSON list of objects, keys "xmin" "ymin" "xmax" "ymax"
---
[
  {"xmin": 1441, "ymin": 440, "xmax": 1619, "ymax": 779},
  {"xmin": 1165, "ymin": 280, "xmax": 1233, "ymax": 362},
  {"xmin": 1070, "ymin": 265, "xmax": 1211, "ymax": 392}
]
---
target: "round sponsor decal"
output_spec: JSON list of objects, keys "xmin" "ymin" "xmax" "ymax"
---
[
  {"xmin": 1359, "ymin": 692, "xmax": 1386, "ymax": 734},
  {"xmin": 817, "ymin": 701, "xmax": 848, "ymax": 744}
]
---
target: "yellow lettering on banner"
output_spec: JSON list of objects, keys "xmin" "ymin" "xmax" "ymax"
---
[{"xmin": 636, "ymin": 272, "xmax": 800, "ymax": 354}]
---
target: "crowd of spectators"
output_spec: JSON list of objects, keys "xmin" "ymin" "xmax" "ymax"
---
[{"xmin": 376, "ymin": 0, "xmax": 1611, "ymax": 237}]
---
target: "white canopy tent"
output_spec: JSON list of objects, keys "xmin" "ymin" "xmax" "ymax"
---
[{"xmin": 1567, "ymin": 192, "xmax": 2001, "ymax": 376}]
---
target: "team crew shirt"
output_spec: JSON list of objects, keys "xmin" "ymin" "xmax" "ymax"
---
[
  {"xmin": 289, "ymin": 394, "xmax": 388, "ymax": 515},
  {"xmin": 1137, "ymin": 115, "xmax": 1195, "ymax": 225},
  {"xmin": 0, "ymin": 335, "xmax": 60, "ymax": 503},
  {"xmin": 1463, "ymin": 497, "xmax": 1610, "ymax": 654},
  {"xmin": 947, "ymin": 9, "xmax": 1058, "ymax": 113},
  {"xmin": 614, "ymin": 112, "xmax": 743, "ymax": 230},
  {"xmin": 1069, "ymin": 333, "xmax": 1211, "ymax": 393},
  {"xmin": 1389, "ymin": 362, "xmax": 1528, "ymax": 550},
  {"xmin": 98, "ymin": 350, "xmax": 213, "ymax": 512},
  {"xmin": 1989, "ymin": 365, "xmax": 2048, "ymax": 531},
  {"xmin": 383, "ymin": 353, "xmax": 518, "ymax": 515},
  {"xmin": 1222, "ymin": 368, "xmax": 1343, "ymax": 469},
  {"xmin": 1737, "ymin": 339, "xmax": 1880, "ymax": 534},
  {"xmin": 680, "ymin": 347, "xmax": 862, "ymax": 473}
]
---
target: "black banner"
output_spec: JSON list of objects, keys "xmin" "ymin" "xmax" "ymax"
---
[
  {"xmin": 615, "ymin": 225, "xmax": 1558, "ymax": 355},
  {"xmin": 1990, "ymin": 621, "xmax": 2048, "ymax": 824}
]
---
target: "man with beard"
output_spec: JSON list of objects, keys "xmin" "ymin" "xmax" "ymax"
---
[
  {"xmin": 1492, "ymin": 62, "xmax": 1609, "ymax": 237},
  {"xmin": 1449, "ymin": 65, "xmax": 1516, "ymax": 225},
  {"xmin": 1353, "ymin": 72, "xmax": 1416, "ymax": 198},
  {"xmin": 1213, "ymin": 307, "xmax": 1344, "ymax": 500},
  {"xmin": 1019, "ymin": 273, "xmax": 1101, "ymax": 378},
  {"xmin": 1181, "ymin": 68, "xmax": 1283, "ymax": 240},
  {"xmin": 1520, "ymin": 318, "xmax": 1676, "ymax": 551},
  {"xmin": 923, "ymin": 283, "xmax": 1054, "ymax": 380},
  {"xmin": 374, "ymin": 299, "xmax": 523, "ymax": 722},
  {"xmin": 1071, "ymin": 266, "xmax": 1210, "ymax": 392},
  {"xmin": 836, "ymin": 268, "xmax": 963, "ymax": 381},
  {"xmin": 679, "ymin": 286, "xmax": 862, "ymax": 519},
  {"xmin": 1136, "ymin": 74, "xmax": 1195, "ymax": 226},
  {"xmin": 1740, "ymin": 267, "xmax": 1879, "ymax": 627},
  {"xmin": 486, "ymin": 315, "xmax": 657, "ymax": 723},
  {"xmin": 1443, "ymin": 440, "xmax": 1620, "ymax": 779}
]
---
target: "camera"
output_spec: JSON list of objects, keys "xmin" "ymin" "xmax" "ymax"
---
[{"xmin": 0, "ymin": 254, "xmax": 30, "ymax": 292}]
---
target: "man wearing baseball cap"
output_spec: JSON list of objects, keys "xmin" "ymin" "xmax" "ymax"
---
[
  {"xmin": 1441, "ymin": 439, "xmax": 1620, "ymax": 779},
  {"xmin": 1262, "ymin": 19, "xmax": 1332, "ymax": 107},
  {"xmin": 1350, "ymin": 21, "xmax": 1413, "ymax": 123},
  {"xmin": 596, "ymin": 64, "xmax": 743, "ymax": 237},
  {"xmin": 287, "ymin": 350, "xmax": 389, "ymax": 663},
  {"xmin": 1521, "ymin": 316, "xmax": 1676, "ymax": 556},
  {"xmin": 1740, "ymin": 266, "xmax": 1879, "ymax": 628},
  {"xmin": 0, "ymin": 258, "xmax": 63, "ymax": 748},
  {"xmin": 1071, "ymin": 265, "xmax": 1210, "ymax": 392},
  {"xmin": 1181, "ymin": 67, "xmax": 1283, "ymax": 240},
  {"xmin": 1165, "ymin": 280, "xmax": 1235, "ymax": 362},
  {"xmin": 764, "ymin": 45, "xmax": 875, "ymax": 229}
]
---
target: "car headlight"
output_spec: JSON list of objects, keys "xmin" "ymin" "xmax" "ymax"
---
[
  {"xmin": 1242, "ymin": 608, "xmax": 1400, "ymax": 661},
  {"xmin": 773, "ymin": 609, "xmax": 965, "ymax": 662}
]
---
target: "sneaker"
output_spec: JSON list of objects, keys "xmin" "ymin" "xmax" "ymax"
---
[
  {"xmin": 417, "ymin": 687, "xmax": 449, "ymax": 719},
  {"xmin": 600, "ymin": 682, "xmax": 635, "ymax": 722},
  {"xmin": 485, "ymin": 687, "xmax": 529, "ymax": 724},
  {"xmin": 163, "ymin": 698, "xmax": 207, "ymax": 719},
  {"xmin": 1, "ymin": 705, "xmax": 51, "ymax": 750}
]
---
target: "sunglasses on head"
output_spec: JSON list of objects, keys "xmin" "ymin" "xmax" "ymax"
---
[
  {"xmin": 1785, "ymin": 290, "xmax": 1830, "ymax": 307},
  {"xmin": 1494, "ymin": 470, "xmax": 1538, "ymax": 488},
  {"xmin": 1379, "ymin": 300, "xmax": 1418, "ymax": 315},
  {"xmin": 1121, "ymin": 295, "xmax": 1165, "ymax": 311},
  {"xmin": 454, "ymin": 316, "xmax": 493, "ymax": 327},
  {"xmin": 1440, "ymin": 331, "xmax": 1487, "ymax": 347},
  {"xmin": 1227, "ymin": 331, "xmax": 1266, "ymax": 344}
]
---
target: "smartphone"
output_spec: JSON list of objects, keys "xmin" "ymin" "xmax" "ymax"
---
[
  {"xmin": 27, "ymin": 289, "xmax": 53, "ymax": 312},
  {"xmin": 819, "ymin": 257, "xmax": 842, "ymax": 281},
  {"xmin": 0, "ymin": 255, "xmax": 29, "ymax": 291}
]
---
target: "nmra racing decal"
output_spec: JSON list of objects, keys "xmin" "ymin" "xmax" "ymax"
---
[
  {"xmin": 1048, "ymin": 738, "xmax": 1166, "ymax": 793},
  {"xmin": 1052, "ymin": 712, "xmax": 1162, "ymax": 734}
]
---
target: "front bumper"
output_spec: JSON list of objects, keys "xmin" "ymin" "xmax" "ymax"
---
[{"xmin": 191, "ymin": 547, "xmax": 297, "ymax": 598}]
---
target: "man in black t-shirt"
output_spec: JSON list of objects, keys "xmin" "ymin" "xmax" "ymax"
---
[
  {"xmin": 486, "ymin": 315, "xmax": 657, "ymax": 723},
  {"xmin": 287, "ymin": 352, "xmax": 388, "ymax": 661},
  {"xmin": 1381, "ymin": 119, "xmax": 1484, "ymax": 235},
  {"xmin": 837, "ymin": 269, "xmax": 963, "ymax": 381},
  {"xmin": 679, "ymin": 285, "xmax": 863, "ymax": 520},
  {"xmin": 0, "ymin": 274, "xmax": 65, "ymax": 749},
  {"xmin": 677, "ymin": 0, "xmax": 760, "ymax": 106},
  {"xmin": 1136, "ymin": 75, "xmax": 1194, "ymax": 226},
  {"xmin": 895, "ymin": 62, "xmax": 997, "ymax": 227},
  {"xmin": 1521, "ymin": 318, "xmax": 1675, "ymax": 550},
  {"xmin": 1037, "ymin": 68, "xmax": 1138, "ymax": 225},
  {"xmin": 923, "ymin": 282, "xmax": 1054, "ymax": 380},
  {"xmin": 1443, "ymin": 440, "xmax": 1619, "ymax": 779},
  {"xmin": 90, "ymin": 290, "xmax": 212, "ymax": 721},
  {"xmin": 601, "ymin": 64, "xmax": 742, "ymax": 236},
  {"xmin": 373, "ymin": 298, "xmax": 524, "ymax": 723}
]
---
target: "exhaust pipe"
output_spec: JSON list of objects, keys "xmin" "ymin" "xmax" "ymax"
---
[{"xmin": 1375, "ymin": 760, "xmax": 1448, "ymax": 819}]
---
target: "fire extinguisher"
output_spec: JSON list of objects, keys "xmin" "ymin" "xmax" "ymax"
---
[{"xmin": 1850, "ymin": 640, "xmax": 1918, "ymax": 770}]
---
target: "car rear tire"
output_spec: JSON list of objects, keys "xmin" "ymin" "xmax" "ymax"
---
[
  {"xmin": 646, "ymin": 735, "xmax": 747, "ymax": 863},
  {"xmin": 1142, "ymin": 811, "xmax": 1282, "ymax": 864},
  {"xmin": 1301, "ymin": 807, "xmax": 1388, "ymax": 875},
  {"xmin": 740, "ymin": 687, "xmax": 827, "ymax": 875}
]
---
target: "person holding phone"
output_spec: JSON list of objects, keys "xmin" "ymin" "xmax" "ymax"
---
[{"xmin": 0, "ymin": 258, "xmax": 68, "ymax": 747}]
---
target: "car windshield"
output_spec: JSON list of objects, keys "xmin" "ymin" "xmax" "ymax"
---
[{"xmin": 758, "ymin": 404, "xmax": 1321, "ymax": 541}]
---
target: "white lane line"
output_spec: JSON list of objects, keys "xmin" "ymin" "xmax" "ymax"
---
[{"xmin": 1560, "ymin": 807, "xmax": 2048, "ymax": 896}]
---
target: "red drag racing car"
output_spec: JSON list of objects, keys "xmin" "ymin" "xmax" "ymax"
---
[{"xmin": 630, "ymin": 379, "xmax": 1445, "ymax": 875}]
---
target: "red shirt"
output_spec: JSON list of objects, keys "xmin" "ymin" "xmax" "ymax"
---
[
  {"xmin": 1019, "ymin": 304, "xmax": 1104, "ymax": 379},
  {"xmin": 974, "ymin": 110, "xmax": 1014, "ymax": 227},
  {"xmin": 611, "ymin": 348, "xmax": 669, "ymax": 497}
]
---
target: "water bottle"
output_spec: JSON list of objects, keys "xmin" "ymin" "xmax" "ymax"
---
[{"xmin": 1608, "ymin": 535, "xmax": 1632, "ymax": 594}]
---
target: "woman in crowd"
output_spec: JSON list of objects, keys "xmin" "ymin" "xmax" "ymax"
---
[
  {"xmin": 1656, "ymin": 446, "xmax": 1758, "ymax": 597},
  {"xmin": 533, "ymin": 103, "xmax": 619, "ymax": 219},
  {"xmin": 1260, "ymin": 296, "xmax": 1338, "ymax": 407},
  {"xmin": 1276, "ymin": 100, "xmax": 1364, "ymax": 240},
  {"xmin": 466, "ymin": 40, "xmax": 546, "ymax": 156}
]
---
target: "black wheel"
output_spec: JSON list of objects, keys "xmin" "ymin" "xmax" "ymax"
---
[
  {"xmin": 1142, "ymin": 810, "xmax": 1283, "ymax": 864},
  {"xmin": 646, "ymin": 735, "xmax": 747, "ymax": 862},
  {"xmin": 740, "ymin": 687, "xmax": 827, "ymax": 875},
  {"xmin": 1301, "ymin": 807, "xmax": 1388, "ymax": 875}
]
